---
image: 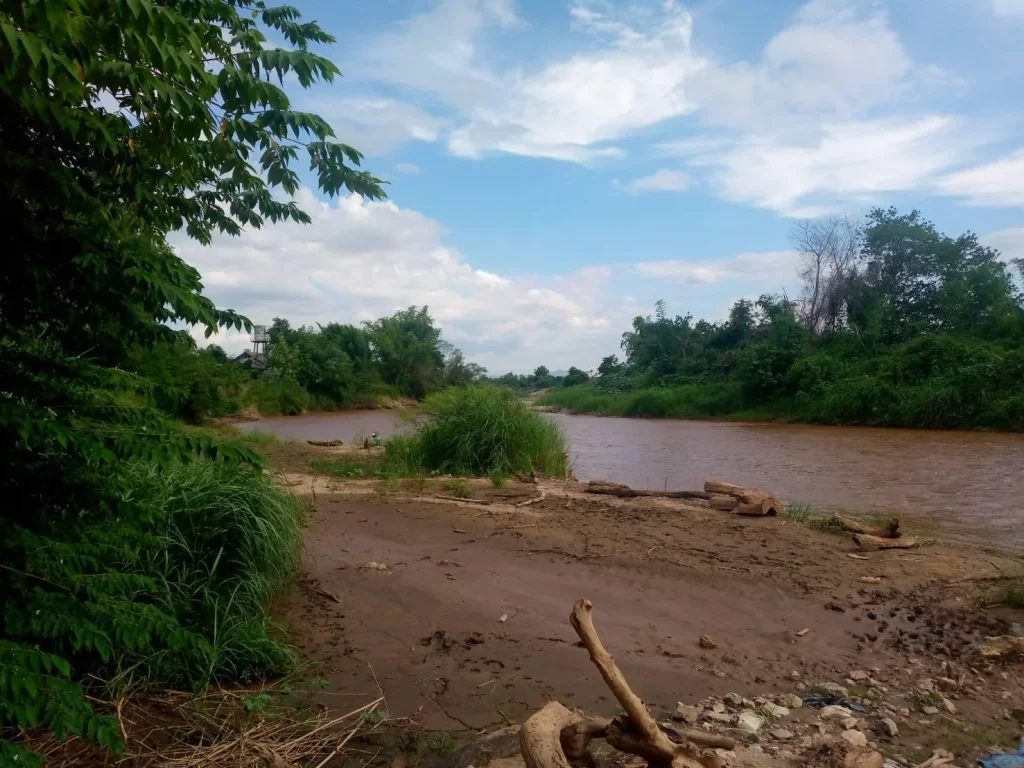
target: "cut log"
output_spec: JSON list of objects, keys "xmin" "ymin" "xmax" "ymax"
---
[
  {"xmin": 708, "ymin": 495, "xmax": 738, "ymax": 511},
  {"xmin": 735, "ymin": 497, "xmax": 781, "ymax": 516},
  {"xmin": 569, "ymin": 599, "xmax": 722, "ymax": 768},
  {"xmin": 703, "ymin": 480, "xmax": 749, "ymax": 497},
  {"xmin": 585, "ymin": 480, "xmax": 710, "ymax": 501},
  {"xmin": 520, "ymin": 701, "xmax": 581, "ymax": 768},
  {"xmin": 852, "ymin": 533, "xmax": 917, "ymax": 551}
]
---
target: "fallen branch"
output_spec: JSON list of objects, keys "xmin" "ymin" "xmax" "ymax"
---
[
  {"xmin": 703, "ymin": 480, "xmax": 782, "ymax": 516},
  {"xmin": 853, "ymin": 533, "xmax": 917, "ymax": 551},
  {"xmin": 517, "ymin": 491, "xmax": 547, "ymax": 508},
  {"xmin": 824, "ymin": 514, "xmax": 902, "ymax": 538},
  {"xmin": 585, "ymin": 480, "xmax": 709, "ymax": 501},
  {"xmin": 307, "ymin": 439, "xmax": 343, "ymax": 447},
  {"xmin": 434, "ymin": 495, "xmax": 491, "ymax": 505},
  {"xmin": 520, "ymin": 702, "xmax": 581, "ymax": 768}
]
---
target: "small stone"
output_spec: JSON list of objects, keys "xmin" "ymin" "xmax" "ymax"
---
[
  {"xmin": 898, "ymin": 707, "xmax": 910, "ymax": 717},
  {"xmin": 842, "ymin": 717, "xmax": 859, "ymax": 729},
  {"xmin": 789, "ymin": 670, "xmax": 801, "ymax": 680},
  {"xmin": 741, "ymin": 697, "xmax": 755, "ymax": 709},
  {"xmin": 761, "ymin": 703, "xmax": 790, "ymax": 719},
  {"xmin": 724, "ymin": 727, "xmax": 760, "ymax": 744},
  {"xmin": 780, "ymin": 693, "xmax": 804, "ymax": 709},
  {"xmin": 941, "ymin": 697, "xmax": 957, "ymax": 715},
  {"xmin": 672, "ymin": 703, "xmax": 700, "ymax": 723},
  {"xmin": 823, "ymin": 682, "xmax": 850, "ymax": 697},
  {"xmin": 922, "ymin": 705, "xmax": 939, "ymax": 715},
  {"xmin": 712, "ymin": 701, "xmax": 726, "ymax": 714},
  {"xmin": 820, "ymin": 705, "xmax": 854, "ymax": 720},
  {"xmin": 723, "ymin": 693, "xmax": 743, "ymax": 707},
  {"xmin": 879, "ymin": 717, "xmax": 899, "ymax": 737},
  {"xmin": 850, "ymin": 670, "xmax": 870, "ymax": 681},
  {"xmin": 841, "ymin": 729, "xmax": 868, "ymax": 747},
  {"xmin": 699, "ymin": 634, "xmax": 717, "ymax": 649},
  {"xmin": 737, "ymin": 710, "xmax": 765, "ymax": 733},
  {"xmin": 770, "ymin": 728, "xmax": 794, "ymax": 741},
  {"xmin": 843, "ymin": 748, "xmax": 884, "ymax": 768}
]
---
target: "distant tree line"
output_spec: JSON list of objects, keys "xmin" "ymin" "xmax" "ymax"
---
[
  {"xmin": 141, "ymin": 305, "xmax": 488, "ymax": 419},
  {"xmin": 541, "ymin": 208, "xmax": 1024, "ymax": 430}
]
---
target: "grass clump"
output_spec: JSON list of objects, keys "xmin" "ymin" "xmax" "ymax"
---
[
  {"xmin": 382, "ymin": 386, "xmax": 568, "ymax": 477},
  {"xmin": 806, "ymin": 514, "xmax": 847, "ymax": 533},
  {"xmin": 442, "ymin": 478, "xmax": 473, "ymax": 498},
  {"xmin": 427, "ymin": 732, "xmax": 458, "ymax": 756},
  {"xmin": 992, "ymin": 579, "xmax": 1024, "ymax": 609},
  {"xmin": 784, "ymin": 502, "xmax": 820, "ymax": 522},
  {"xmin": 126, "ymin": 460, "xmax": 304, "ymax": 687},
  {"xmin": 489, "ymin": 471, "xmax": 508, "ymax": 488},
  {"xmin": 309, "ymin": 456, "xmax": 378, "ymax": 478}
]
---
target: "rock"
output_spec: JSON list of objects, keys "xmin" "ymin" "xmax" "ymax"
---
[
  {"xmin": 723, "ymin": 693, "xmax": 743, "ymax": 707},
  {"xmin": 699, "ymin": 634, "xmax": 718, "ymax": 649},
  {"xmin": 1010, "ymin": 707, "xmax": 1024, "ymax": 723},
  {"xmin": 850, "ymin": 670, "xmax": 870, "ymax": 681},
  {"xmin": 779, "ymin": 693, "xmax": 804, "ymax": 709},
  {"xmin": 770, "ymin": 728, "xmax": 794, "ymax": 741},
  {"xmin": 741, "ymin": 698, "xmax": 755, "ymax": 709},
  {"xmin": 712, "ymin": 701, "xmax": 727, "ymax": 714},
  {"xmin": 941, "ymin": 697, "xmax": 957, "ymax": 715},
  {"xmin": 898, "ymin": 708, "xmax": 910, "ymax": 717},
  {"xmin": 841, "ymin": 729, "xmax": 868, "ymax": 748},
  {"xmin": 724, "ymin": 727, "xmax": 760, "ymax": 745},
  {"xmin": 843, "ymin": 748, "xmax": 884, "ymax": 768},
  {"xmin": 823, "ymin": 682, "xmax": 850, "ymax": 697},
  {"xmin": 980, "ymin": 636, "xmax": 1024, "ymax": 659},
  {"xmin": 878, "ymin": 717, "xmax": 899, "ymax": 738},
  {"xmin": 737, "ymin": 710, "xmax": 764, "ymax": 733},
  {"xmin": 842, "ymin": 717, "xmax": 859, "ymax": 729},
  {"xmin": 820, "ymin": 705, "xmax": 854, "ymax": 720},
  {"xmin": 672, "ymin": 703, "xmax": 701, "ymax": 723},
  {"xmin": 761, "ymin": 703, "xmax": 790, "ymax": 719},
  {"xmin": 922, "ymin": 706, "xmax": 939, "ymax": 715}
]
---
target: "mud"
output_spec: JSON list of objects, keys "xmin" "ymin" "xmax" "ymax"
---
[{"xmin": 269, "ymin": 450, "xmax": 1024, "ymax": 765}]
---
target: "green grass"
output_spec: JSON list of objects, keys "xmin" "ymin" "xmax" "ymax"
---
[
  {"xmin": 426, "ymin": 732, "xmax": 458, "ymax": 756},
  {"xmin": 806, "ymin": 514, "xmax": 847, "ymax": 533},
  {"xmin": 235, "ymin": 430, "xmax": 279, "ymax": 445},
  {"xmin": 309, "ymin": 456, "xmax": 379, "ymax": 478},
  {"xmin": 382, "ymin": 386, "xmax": 569, "ymax": 477},
  {"xmin": 993, "ymin": 579, "xmax": 1024, "ymax": 609},
  {"xmin": 442, "ymin": 478, "xmax": 473, "ymax": 498},
  {"xmin": 489, "ymin": 471, "xmax": 508, "ymax": 488},
  {"xmin": 124, "ymin": 460, "xmax": 304, "ymax": 689},
  {"xmin": 784, "ymin": 502, "xmax": 820, "ymax": 522}
]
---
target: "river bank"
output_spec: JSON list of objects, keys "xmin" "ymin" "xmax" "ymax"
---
[{"xmin": 251, "ymin": 438, "xmax": 1024, "ymax": 768}]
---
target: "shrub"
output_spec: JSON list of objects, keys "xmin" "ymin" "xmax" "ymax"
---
[
  {"xmin": 414, "ymin": 387, "xmax": 568, "ymax": 476},
  {"xmin": 251, "ymin": 378, "xmax": 310, "ymax": 415},
  {"xmin": 441, "ymin": 479, "xmax": 473, "ymax": 498}
]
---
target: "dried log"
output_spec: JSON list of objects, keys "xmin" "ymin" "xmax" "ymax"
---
[
  {"xmin": 708, "ymin": 495, "xmax": 738, "ymax": 511},
  {"xmin": 520, "ymin": 702, "xmax": 581, "ymax": 768},
  {"xmin": 569, "ymin": 599, "xmax": 721, "ymax": 768},
  {"xmin": 852, "ymin": 533, "xmax": 917, "ymax": 551},
  {"xmin": 433, "ymin": 494, "xmax": 491, "ymax": 505},
  {"xmin": 826, "ymin": 515, "xmax": 901, "ymax": 538},
  {"xmin": 561, "ymin": 715, "xmax": 610, "ymax": 760},
  {"xmin": 517, "ymin": 492, "xmax": 547, "ymax": 508},
  {"xmin": 585, "ymin": 480, "xmax": 710, "ymax": 501},
  {"xmin": 735, "ymin": 497, "xmax": 781, "ymax": 516},
  {"xmin": 703, "ymin": 480, "xmax": 748, "ymax": 497},
  {"xmin": 307, "ymin": 439, "xmax": 343, "ymax": 447}
]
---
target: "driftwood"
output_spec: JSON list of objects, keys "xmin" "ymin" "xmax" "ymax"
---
[
  {"xmin": 707, "ymin": 495, "xmax": 738, "ymax": 511},
  {"xmin": 520, "ymin": 702, "xmax": 581, "ymax": 768},
  {"xmin": 703, "ymin": 480, "xmax": 782, "ymax": 516},
  {"xmin": 517, "ymin": 491, "xmax": 548, "ymax": 508},
  {"xmin": 306, "ymin": 439, "xmax": 343, "ymax": 447},
  {"xmin": 826, "ymin": 514, "xmax": 902, "ymax": 538},
  {"xmin": 585, "ymin": 480, "xmax": 710, "ymax": 501},
  {"xmin": 853, "ymin": 533, "xmax": 917, "ymax": 551},
  {"xmin": 434, "ymin": 495, "xmax": 490, "ymax": 505}
]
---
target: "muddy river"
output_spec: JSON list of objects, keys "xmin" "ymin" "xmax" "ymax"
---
[{"xmin": 242, "ymin": 411, "xmax": 1024, "ymax": 548}]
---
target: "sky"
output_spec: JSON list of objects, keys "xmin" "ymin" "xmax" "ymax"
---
[{"xmin": 174, "ymin": 0, "xmax": 1024, "ymax": 374}]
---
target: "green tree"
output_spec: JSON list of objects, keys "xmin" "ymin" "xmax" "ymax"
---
[
  {"xmin": 364, "ymin": 306, "xmax": 443, "ymax": 398},
  {"xmin": 1, "ymin": 0, "xmax": 383, "ymax": 760},
  {"xmin": 597, "ymin": 355, "xmax": 622, "ymax": 376},
  {"xmin": 564, "ymin": 366, "xmax": 590, "ymax": 387}
]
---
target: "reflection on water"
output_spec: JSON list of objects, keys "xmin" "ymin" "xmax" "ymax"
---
[{"xmin": 244, "ymin": 411, "xmax": 1024, "ymax": 548}]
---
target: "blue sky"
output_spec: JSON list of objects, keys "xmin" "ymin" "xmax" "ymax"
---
[{"xmin": 177, "ymin": 0, "xmax": 1024, "ymax": 373}]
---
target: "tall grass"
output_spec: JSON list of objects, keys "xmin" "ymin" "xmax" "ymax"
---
[
  {"xmin": 124, "ymin": 461, "xmax": 304, "ymax": 689},
  {"xmin": 537, "ymin": 382, "xmax": 746, "ymax": 419},
  {"xmin": 383, "ymin": 387, "xmax": 568, "ymax": 477}
]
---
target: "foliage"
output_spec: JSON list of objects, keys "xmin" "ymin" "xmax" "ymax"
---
[
  {"xmin": 539, "ymin": 208, "xmax": 1024, "ymax": 430},
  {"xmin": 384, "ymin": 387, "xmax": 568, "ymax": 477},
  {"xmin": 489, "ymin": 471, "xmax": 508, "ymax": 488},
  {"xmin": 992, "ymin": 580, "xmax": 1024, "ymax": 610},
  {"xmin": 441, "ymin": 479, "xmax": 473, "ymax": 498},
  {"xmin": 0, "ymin": 0, "xmax": 382, "ymax": 759}
]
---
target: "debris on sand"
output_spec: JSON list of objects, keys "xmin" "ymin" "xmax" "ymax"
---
[
  {"xmin": 359, "ymin": 561, "xmax": 390, "ymax": 572},
  {"xmin": 699, "ymin": 634, "xmax": 718, "ymax": 649}
]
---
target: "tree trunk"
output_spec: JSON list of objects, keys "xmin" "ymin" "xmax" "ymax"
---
[
  {"xmin": 703, "ymin": 480, "xmax": 748, "ymax": 497},
  {"xmin": 735, "ymin": 497, "xmax": 781, "ymax": 516},
  {"xmin": 708, "ymin": 495, "xmax": 738, "ymax": 511},
  {"xmin": 585, "ymin": 480, "xmax": 710, "ymax": 501}
]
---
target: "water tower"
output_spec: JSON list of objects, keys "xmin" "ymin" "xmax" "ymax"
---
[{"xmin": 251, "ymin": 324, "xmax": 269, "ymax": 363}]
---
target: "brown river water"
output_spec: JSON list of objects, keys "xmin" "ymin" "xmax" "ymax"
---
[{"xmin": 242, "ymin": 411, "xmax": 1024, "ymax": 548}]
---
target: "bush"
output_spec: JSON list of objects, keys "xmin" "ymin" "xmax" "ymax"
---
[
  {"xmin": 537, "ymin": 382, "xmax": 744, "ymax": 419},
  {"xmin": 251, "ymin": 378, "xmax": 310, "ymax": 415},
  {"xmin": 388, "ymin": 387, "xmax": 568, "ymax": 476},
  {"xmin": 125, "ymin": 461, "xmax": 304, "ymax": 687},
  {"xmin": 441, "ymin": 478, "xmax": 473, "ymax": 498}
]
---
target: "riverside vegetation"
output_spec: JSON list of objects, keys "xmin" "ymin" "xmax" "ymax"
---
[
  {"xmin": 0, "ymin": 1, "xmax": 394, "ymax": 763},
  {"xmin": 539, "ymin": 210, "xmax": 1024, "ymax": 430}
]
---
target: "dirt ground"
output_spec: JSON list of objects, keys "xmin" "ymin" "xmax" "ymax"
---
[{"xmin": 264, "ymin": 442, "xmax": 1024, "ymax": 768}]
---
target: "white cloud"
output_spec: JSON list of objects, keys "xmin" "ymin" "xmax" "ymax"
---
[
  {"xmin": 990, "ymin": 0, "xmax": 1024, "ymax": 17},
  {"xmin": 982, "ymin": 227, "xmax": 1024, "ymax": 263},
  {"xmin": 935, "ymin": 149, "xmax": 1024, "ymax": 207},
  {"xmin": 353, "ymin": 0, "xmax": 704, "ymax": 162},
  {"xmin": 635, "ymin": 250, "xmax": 801, "ymax": 285},
  {"xmin": 172, "ymin": 188, "xmax": 636, "ymax": 372},
  {"xmin": 625, "ymin": 169, "xmax": 691, "ymax": 194},
  {"xmin": 394, "ymin": 162, "xmax": 422, "ymax": 175},
  {"xmin": 668, "ymin": 116, "xmax": 972, "ymax": 217},
  {"xmin": 313, "ymin": 97, "xmax": 446, "ymax": 156}
]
